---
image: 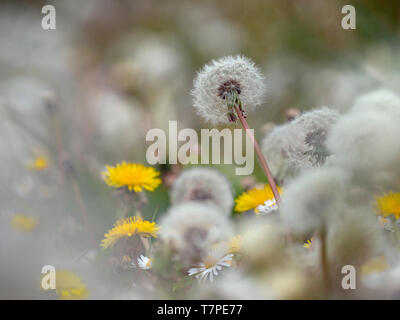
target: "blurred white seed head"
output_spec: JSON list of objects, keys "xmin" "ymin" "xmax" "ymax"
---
[
  {"xmin": 327, "ymin": 206, "xmax": 385, "ymax": 281},
  {"xmin": 350, "ymin": 89, "xmax": 400, "ymax": 119},
  {"xmin": 239, "ymin": 219, "xmax": 286, "ymax": 269},
  {"xmin": 170, "ymin": 168, "xmax": 233, "ymax": 215},
  {"xmin": 326, "ymin": 110, "xmax": 400, "ymax": 171},
  {"xmin": 192, "ymin": 55, "xmax": 266, "ymax": 124},
  {"xmin": 159, "ymin": 202, "xmax": 233, "ymax": 262},
  {"xmin": 280, "ymin": 166, "xmax": 349, "ymax": 235},
  {"xmin": 261, "ymin": 107, "xmax": 339, "ymax": 183},
  {"xmin": 263, "ymin": 266, "xmax": 314, "ymax": 300}
]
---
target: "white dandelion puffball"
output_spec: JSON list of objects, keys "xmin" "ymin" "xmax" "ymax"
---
[
  {"xmin": 280, "ymin": 166, "xmax": 349, "ymax": 235},
  {"xmin": 326, "ymin": 111, "xmax": 400, "ymax": 171},
  {"xmin": 261, "ymin": 107, "xmax": 339, "ymax": 182},
  {"xmin": 159, "ymin": 202, "xmax": 233, "ymax": 252},
  {"xmin": 192, "ymin": 55, "xmax": 266, "ymax": 124},
  {"xmin": 349, "ymin": 89, "xmax": 400, "ymax": 120},
  {"xmin": 170, "ymin": 168, "xmax": 234, "ymax": 215}
]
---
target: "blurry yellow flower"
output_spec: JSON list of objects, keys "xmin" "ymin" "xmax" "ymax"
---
[
  {"xmin": 228, "ymin": 235, "xmax": 242, "ymax": 253},
  {"xmin": 361, "ymin": 256, "xmax": 389, "ymax": 276},
  {"xmin": 376, "ymin": 192, "xmax": 400, "ymax": 219},
  {"xmin": 234, "ymin": 185, "xmax": 282, "ymax": 213},
  {"xmin": 27, "ymin": 155, "xmax": 49, "ymax": 171},
  {"xmin": 101, "ymin": 216, "xmax": 160, "ymax": 249},
  {"xmin": 102, "ymin": 162, "xmax": 161, "ymax": 192},
  {"xmin": 10, "ymin": 214, "xmax": 38, "ymax": 232},
  {"xmin": 54, "ymin": 270, "xmax": 89, "ymax": 300},
  {"xmin": 303, "ymin": 238, "xmax": 313, "ymax": 249}
]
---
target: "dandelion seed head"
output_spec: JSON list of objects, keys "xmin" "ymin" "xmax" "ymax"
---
[
  {"xmin": 171, "ymin": 168, "xmax": 234, "ymax": 215},
  {"xmin": 192, "ymin": 55, "xmax": 266, "ymax": 124},
  {"xmin": 240, "ymin": 219, "xmax": 286, "ymax": 268},
  {"xmin": 327, "ymin": 207, "xmax": 384, "ymax": 270},
  {"xmin": 326, "ymin": 111, "xmax": 400, "ymax": 171},
  {"xmin": 350, "ymin": 89, "xmax": 400, "ymax": 119},
  {"xmin": 159, "ymin": 203, "xmax": 233, "ymax": 261},
  {"xmin": 261, "ymin": 107, "xmax": 339, "ymax": 182},
  {"xmin": 280, "ymin": 166, "xmax": 349, "ymax": 235},
  {"xmin": 268, "ymin": 267, "xmax": 311, "ymax": 300}
]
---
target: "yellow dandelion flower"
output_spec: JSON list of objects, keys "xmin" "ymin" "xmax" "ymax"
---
[
  {"xmin": 228, "ymin": 235, "xmax": 242, "ymax": 254},
  {"xmin": 234, "ymin": 185, "xmax": 282, "ymax": 213},
  {"xmin": 54, "ymin": 270, "xmax": 89, "ymax": 300},
  {"xmin": 101, "ymin": 216, "xmax": 160, "ymax": 249},
  {"xmin": 361, "ymin": 256, "xmax": 389, "ymax": 277},
  {"xmin": 376, "ymin": 192, "xmax": 400, "ymax": 219},
  {"xmin": 102, "ymin": 162, "xmax": 161, "ymax": 192},
  {"xmin": 27, "ymin": 155, "xmax": 49, "ymax": 171},
  {"xmin": 303, "ymin": 238, "xmax": 313, "ymax": 249},
  {"xmin": 10, "ymin": 214, "xmax": 39, "ymax": 232}
]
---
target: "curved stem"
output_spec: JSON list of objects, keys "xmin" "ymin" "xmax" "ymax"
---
[{"xmin": 234, "ymin": 105, "xmax": 281, "ymax": 205}]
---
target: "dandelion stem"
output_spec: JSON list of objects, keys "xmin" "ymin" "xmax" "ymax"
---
[
  {"xmin": 135, "ymin": 210, "xmax": 150, "ymax": 252},
  {"xmin": 72, "ymin": 180, "xmax": 97, "ymax": 246},
  {"xmin": 233, "ymin": 105, "xmax": 282, "ymax": 205},
  {"xmin": 319, "ymin": 229, "xmax": 331, "ymax": 294}
]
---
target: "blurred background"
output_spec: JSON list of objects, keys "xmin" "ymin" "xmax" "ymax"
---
[{"xmin": 0, "ymin": 0, "xmax": 399, "ymax": 298}]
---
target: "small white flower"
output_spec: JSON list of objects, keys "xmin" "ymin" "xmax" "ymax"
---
[
  {"xmin": 255, "ymin": 199, "xmax": 278, "ymax": 216},
  {"xmin": 192, "ymin": 55, "xmax": 266, "ymax": 124},
  {"xmin": 378, "ymin": 217, "xmax": 394, "ymax": 233},
  {"xmin": 188, "ymin": 254, "xmax": 233, "ymax": 283},
  {"xmin": 134, "ymin": 255, "xmax": 152, "ymax": 270}
]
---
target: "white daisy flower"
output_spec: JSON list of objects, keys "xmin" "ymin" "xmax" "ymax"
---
[
  {"xmin": 378, "ymin": 216, "xmax": 394, "ymax": 233},
  {"xmin": 255, "ymin": 199, "xmax": 278, "ymax": 216},
  {"xmin": 188, "ymin": 254, "xmax": 233, "ymax": 283},
  {"xmin": 191, "ymin": 55, "xmax": 266, "ymax": 125},
  {"xmin": 133, "ymin": 255, "xmax": 152, "ymax": 270}
]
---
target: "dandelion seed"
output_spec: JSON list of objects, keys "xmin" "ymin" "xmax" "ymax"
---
[
  {"xmin": 102, "ymin": 162, "xmax": 161, "ymax": 192},
  {"xmin": 188, "ymin": 253, "xmax": 233, "ymax": 283},
  {"xmin": 101, "ymin": 216, "xmax": 160, "ymax": 249},
  {"xmin": 234, "ymin": 185, "xmax": 282, "ymax": 214},
  {"xmin": 51, "ymin": 270, "xmax": 89, "ymax": 300},
  {"xmin": 192, "ymin": 55, "xmax": 265, "ymax": 125},
  {"xmin": 170, "ymin": 168, "xmax": 234, "ymax": 215},
  {"xmin": 10, "ymin": 214, "xmax": 38, "ymax": 232},
  {"xmin": 376, "ymin": 192, "xmax": 400, "ymax": 220}
]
